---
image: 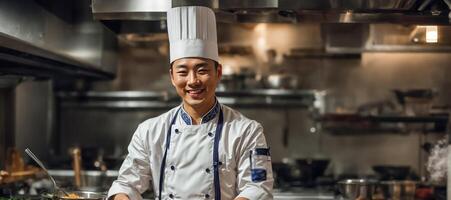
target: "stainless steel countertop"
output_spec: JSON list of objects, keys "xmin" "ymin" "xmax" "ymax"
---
[
  {"xmin": 47, "ymin": 170, "xmax": 337, "ymax": 199},
  {"xmin": 274, "ymin": 188, "xmax": 336, "ymax": 200}
]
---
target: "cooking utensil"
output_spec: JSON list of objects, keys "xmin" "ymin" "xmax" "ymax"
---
[
  {"xmin": 380, "ymin": 180, "xmax": 417, "ymax": 200},
  {"xmin": 218, "ymin": 74, "xmax": 245, "ymax": 91},
  {"xmin": 295, "ymin": 159, "xmax": 330, "ymax": 187},
  {"xmin": 337, "ymin": 179, "xmax": 377, "ymax": 200},
  {"xmin": 393, "ymin": 89, "xmax": 435, "ymax": 105},
  {"xmin": 71, "ymin": 147, "xmax": 83, "ymax": 188},
  {"xmin": 272, "ymin": 162, "xmax": 293, "ymax": 188},
  {"xmin": 24, "ymin": 148, "xmax": 70, "ymax": 196},
  {"xmin": 265, "ymin": 74, "xmax": 298, "ymax": 89},
  {"xmin": 393, "ymin": 89, "xmax": 435, "ymax": 116},
  {"xmin": 42, "ymin": 191, "xmax": 106, "ymax": 200}
]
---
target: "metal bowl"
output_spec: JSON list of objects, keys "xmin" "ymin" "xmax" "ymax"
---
[
  {"xmin": 380, "ymin": 180, "xmax": 417, "ymax": 200},
  {"xmin": 337, "ymin": 179, "xmax": 377, "ymax": 200},
  {"xmin": 265, "ymin": 74, "xmax": 298, "ymax": 89}
]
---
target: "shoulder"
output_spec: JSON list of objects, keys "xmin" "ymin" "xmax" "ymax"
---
[
  {"xmin": 221, "ymin": 104, "xmax": 263, "ymax": 135},
  {"xmin": 221, "ymin": 105, "xmax": 268, "ymax": 150},
  {"xmin": 136, "ymin": 106, "xmax": 180, "ymax": 134}
]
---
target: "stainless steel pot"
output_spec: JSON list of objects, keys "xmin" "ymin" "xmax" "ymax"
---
[
  {"xmin": 380, "ymin": 180, "xmax": 417, "ymax": 200},
  {"xmin": 337, "ymin": 179, "xmax": 377, "ymax": 200},
  {"xmin": 264, "ymin": 74, "xmax": 298, "ymax": 89}
]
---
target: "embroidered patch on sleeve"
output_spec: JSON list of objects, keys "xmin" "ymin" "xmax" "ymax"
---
[
  {"xmin": 251, "ymin": 168, "xmax": 267, "ymax": 182},
  {"xmin": 254, "ymin": 148, "xmax": 270, "ymax": 156}
]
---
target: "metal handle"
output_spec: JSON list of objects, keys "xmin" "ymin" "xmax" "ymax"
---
[
  {"xmin": 25, "ymin": 148, "xmax": 69, "ymax": 195},
  {"xmin": 25, "ymin": 149, "xmax": 56, "ymax": 185},
  {"xmin": 72, "ymin": 147, "xmax": 83, "ymax": 188},
  {"xmin": 25, "ymin": 149, "xmax": 49, "ymax": 172}
]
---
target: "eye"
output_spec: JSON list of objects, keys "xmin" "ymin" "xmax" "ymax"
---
[
  {"xmin": 197, "ymin": 68, "xmax": 209, "ymax": 74},
  {"xmin": 177, "ymin": 71, "xmax": 188, "ymax": 76}
]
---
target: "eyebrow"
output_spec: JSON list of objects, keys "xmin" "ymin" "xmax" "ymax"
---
[
  {"xmin": 195, "ymin": 62, "xmax": 209, "ymax": 68},
  {"xmin": 173, "ymin": 65, "xmax": 188, "ymax": 70},
  {"xmin": 174, "ymin": 62, "xmax": 210, "ymax": 69}
]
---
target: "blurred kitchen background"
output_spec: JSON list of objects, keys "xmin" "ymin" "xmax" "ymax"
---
[{"xmin": 0, "ymin": 0, "xmax": 450, "ymax": 199}]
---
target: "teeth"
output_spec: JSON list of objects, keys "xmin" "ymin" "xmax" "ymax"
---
[{"xmin": 188, "ymin": 89, "xmax": 202, "ymax": 94}]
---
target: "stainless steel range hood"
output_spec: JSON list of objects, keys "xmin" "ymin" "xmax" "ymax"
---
[
  {"xmin": 92, "ymin": 0, "xmax": 451, "ymax": 30},
  {"xmin": 0, "ymin": 0, "xmax": 117, "ymax": 80}
]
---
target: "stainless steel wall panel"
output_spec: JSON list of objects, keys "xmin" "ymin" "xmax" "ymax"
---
[
  {"xmin": 0, "ymin": 88, "xmax": 15, "ymax": 169},
  {"xmin": 15, "ymin": 81, "xmax": 54, "ymax": 162}
]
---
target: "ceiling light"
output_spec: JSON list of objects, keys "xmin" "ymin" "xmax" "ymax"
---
[{"xmin": 425, "ymin": 26, "xmax": 438, "ymax": 43}]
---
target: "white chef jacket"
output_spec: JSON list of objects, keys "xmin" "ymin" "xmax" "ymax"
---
[{"xmin": 107, "ymin": 103, "xmax": 273, "ymax": 200}]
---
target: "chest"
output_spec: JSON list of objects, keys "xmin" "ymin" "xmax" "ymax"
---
[{"xmin": 167, "ymin": 125, "xmax": 217, "ymax": 167}]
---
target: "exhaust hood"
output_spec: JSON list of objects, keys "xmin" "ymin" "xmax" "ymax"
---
[
  {"xmin": 92, "ymin": 0, "xmax": 451, "ymax": 31},
  {"xmin": 0, "ymin": 0, "xmax": 117, "ymax": 80}
]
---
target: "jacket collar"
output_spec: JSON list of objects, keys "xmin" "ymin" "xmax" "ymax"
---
[{"xmin": 180, "ymin": 99, "xmax": 220, "ymax": 125}]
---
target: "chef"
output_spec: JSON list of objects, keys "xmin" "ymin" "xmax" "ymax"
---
[{"xmin": 108, "ymin": 6, "xmax": 273, "ymax": 200}]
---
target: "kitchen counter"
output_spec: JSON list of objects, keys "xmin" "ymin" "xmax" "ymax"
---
[
  {"xmin": 274, "ymin": 188, "xmax": 336, "ymax": 200},
  {"xmin": 4, "ymin": 174, "xmax": 337, "ymax": 200},
  {"xmin": 4, "ymin": 191, "xmax": 337, "ymax": 200}
]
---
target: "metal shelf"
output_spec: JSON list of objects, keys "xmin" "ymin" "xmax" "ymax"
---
[
  {"xmin": 317, "ymin": 113, "xmax": 449, "ymax": 133},
  {"xmin": 56, "ymin": 90, "xmax": 318, "ymax": 109}
]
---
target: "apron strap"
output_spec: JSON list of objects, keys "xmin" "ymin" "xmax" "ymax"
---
[
  {"xmin": 158, "ymin": 108, "xmax": 179, "ymax": 200},
  {"xmin": 213, "ymin": 108, "xmax": 224, "ymax": 200}
]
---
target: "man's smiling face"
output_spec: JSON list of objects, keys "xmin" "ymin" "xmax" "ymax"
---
[{"xmin": 170, "ymin": 57, "xmax": 222, "ymax": 109}]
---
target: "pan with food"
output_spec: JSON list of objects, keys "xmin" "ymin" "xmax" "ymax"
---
[{"xmin": 42, "ymin": 191, "xmax": 106, "ymax": 200}]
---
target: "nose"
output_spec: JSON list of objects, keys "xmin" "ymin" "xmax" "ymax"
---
[{"xmin": 187, "ymin": 71, "xmax": 200, "ymax": 86}]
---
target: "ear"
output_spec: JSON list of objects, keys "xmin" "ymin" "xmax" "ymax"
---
[
  {"xmin": 216, "ymin": 63, "xmax": 222, "ymax": 80},
  {"xmin": 169, "ymin": 68, "xmax": 176, "ymax": 87}
]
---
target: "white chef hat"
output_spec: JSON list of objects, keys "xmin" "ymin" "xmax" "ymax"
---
[{"xmin": 167, "ymin": 6, "xmax": 219, "ymax": 64}]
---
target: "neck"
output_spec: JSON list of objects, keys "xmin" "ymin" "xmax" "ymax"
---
[{"xmin": 183, "ymin": 98, "xmax": 216, "ymax": 125}]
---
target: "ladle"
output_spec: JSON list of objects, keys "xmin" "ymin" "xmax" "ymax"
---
[{"xmin": 25, "ymin": 148, "xmax": 70, "ymax": 196}]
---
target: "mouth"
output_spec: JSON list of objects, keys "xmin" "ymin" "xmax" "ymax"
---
[
  {"xmin": 186, "ymin": 88, "xmax": 204, "ymax": 94},
  {"xmin": 186, "ymin": 88, "xmax": 205, "ymax": 98}
]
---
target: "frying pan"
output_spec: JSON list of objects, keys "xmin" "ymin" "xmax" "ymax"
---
[
  {"xmin": 42, "ymin": 191, "xmax": 106, "ymax": 200},
  {"xmin": 296, "ymin": 159, "xmax": 330, "ymax": 186}
]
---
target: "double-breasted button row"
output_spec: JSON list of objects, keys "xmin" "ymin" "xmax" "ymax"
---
[
  {"xmin": 170, "ymin": 165, "xmax": 213, "ymax": 171},
  {"xmin": 168, "ymin": 193, "xmax": 209, "ymax": 198},
  {"xmin": 173, "ymin": 129, "xmax": 214, "ymax": 137},
  {"xmin": 170, "ymin": 166, "xmax": 213, "ymax": 173}
]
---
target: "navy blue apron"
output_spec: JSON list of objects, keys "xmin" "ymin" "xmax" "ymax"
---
[{"xmin": 158, "ymin": 107, "xmax": 224, "ymax": 200}]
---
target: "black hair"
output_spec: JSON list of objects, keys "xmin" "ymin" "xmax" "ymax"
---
[{"xmin": 169, "ymin": 60, "xmax": 219, "ymax": 70}]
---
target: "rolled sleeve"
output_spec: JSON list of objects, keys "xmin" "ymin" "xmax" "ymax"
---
[
  {"xmin": 107, "ymin": 124, "xmax": 152, "ymax": 200},
  {"xmin": 107, "ymin": 182, "xmax": 142, "ymax": 200},
  {"xmin": 236, "ymin": 123, "xmax": 274, "ymax": 200}
]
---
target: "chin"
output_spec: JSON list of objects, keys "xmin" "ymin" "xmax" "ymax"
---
[{"xmin": 184, "ymin": 98, "xmax": 205, "ymax": 107}]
